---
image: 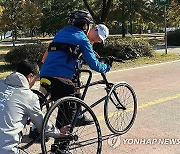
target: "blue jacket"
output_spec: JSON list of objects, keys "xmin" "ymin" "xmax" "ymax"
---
[{"xmin": 40, "ymin": 25, "xmax": 110, "ymax": 80}]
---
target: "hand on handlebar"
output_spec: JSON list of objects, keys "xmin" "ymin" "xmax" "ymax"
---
[
  {"xmin": 99, "ymin": 56, "xmax": 125, "ymax": 66},
  {"xmin": 104, "ymin": 56, "xmax": 114, "ymax": 67}
]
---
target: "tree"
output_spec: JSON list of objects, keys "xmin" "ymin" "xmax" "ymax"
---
[
  {"xmin": 83, "ymin": 0, "xmax": 112, "ymax": 23},
  {"xmin": 39, "ymin": 0, "xmax": 84, "ymax": 35},
  {"xmin": 0, "ymin": 5, "xmax": 4, "ymax": 39},
  {"xmin": 0, "ymin": 0, "xmax": 23, "ymax": 46},
  {"xmin": 167, "ymin": 0, "xmax": 180, "ymax": 27},
  {"xmin": 1, "ymin": 0, "xmax": 178, "ymax": 39},
  {"xmin": 106, "ymin": 0, "xmax": 165, "ymax": 35},
  {"xmin": 23, "ymin": 1, "xmax": 43, "ymax": 37}
]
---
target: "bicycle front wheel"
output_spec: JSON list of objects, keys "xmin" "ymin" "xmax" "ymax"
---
[
  {"xmin": 41, "ymin": 96, "xmax": 102, "ymax": 154},
  {"xmin": 104, "ymin": 82, "xmax": 137, "ymax": 135}
]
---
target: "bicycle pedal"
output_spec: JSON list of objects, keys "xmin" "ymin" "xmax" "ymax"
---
[
  {"xmin": 51, "ymin": 143, "xmax": 70, "ymax": 154},
  {"xmin": 51, "ymin": 144, "xmax": 59, "ymax": 153},
  {"xmin": 29, "ymin": 128, "xmax": 40, "ymax": 140}
]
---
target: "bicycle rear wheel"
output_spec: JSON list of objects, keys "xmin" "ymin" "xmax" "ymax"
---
[
  {"xmin": 41, "ymin": 96, "xmax": 102, "ymax": 154},
  {"xmin": 104, "ymin": 82, "xmax": 137, "ymax": 135}
]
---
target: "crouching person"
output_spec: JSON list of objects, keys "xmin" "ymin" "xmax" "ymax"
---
[{"xmin": 0, "ymin": 60, "xmax": 69, "ymax": 154}]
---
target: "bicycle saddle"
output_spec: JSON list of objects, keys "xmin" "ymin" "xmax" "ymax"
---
[{"xmin": 40, "ymin": 78, "xmax": 51, "ymax": 92}]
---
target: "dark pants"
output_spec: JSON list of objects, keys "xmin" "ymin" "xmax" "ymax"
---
[{"xmin": 41, "ymin": 77, "xmax": 75, "ymax": 129}]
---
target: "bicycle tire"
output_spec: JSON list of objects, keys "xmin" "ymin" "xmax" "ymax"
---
[
  {"xmin": 41, "ymin": 96, "xmax": 102, "ymax": 154},
  {"xmin": 104, "ymin": 82, "xmax": 137, "ymax": 135}
]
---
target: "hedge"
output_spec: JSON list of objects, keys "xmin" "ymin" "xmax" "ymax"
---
[
  {"xmin": 93, "ymin": 36, "xmax": 154, "ymax": 60},
  {"xmin": 5, "ymin": 43, "xmax": 48, "ymax": 66},
  {"xmin": 167, "ymin": 29, "xmax": 180, "ymax": 46},
  {"xmin": 5, "ymin": 37, "xmax": 154, "ymax": 66}
]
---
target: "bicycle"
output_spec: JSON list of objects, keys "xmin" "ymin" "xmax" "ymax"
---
[
  {"xmin": 76, "ymin": 57, "xmax": 137, "ymax": 134},
  {"xmin": 40, "ymin": 56, "xmax": 137, "ymax": 154}
]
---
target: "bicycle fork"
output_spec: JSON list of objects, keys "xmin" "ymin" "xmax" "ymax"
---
[{"xmin": 108, "ymin": 86, "xmax": 126, "ymax": 110}]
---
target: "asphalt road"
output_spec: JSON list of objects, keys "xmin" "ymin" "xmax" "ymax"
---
[
  {"xmin": 82, "ymin": 59, "xmax": 180, "ymax": 154},
  {"xmin": 27, "ymin": 59, "xmax": 180, "ymax": 154}
]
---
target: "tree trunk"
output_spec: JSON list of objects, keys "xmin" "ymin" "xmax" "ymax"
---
[
  {"xmin": 4, "ymin": 33, "xmax": 6, "ymax": 40},
  {"xmin": 83, "ymin": 0, "xmax": 100, "ymax": 23},
  {"xmin": 139, "ymin": 25, "xmax": 142, "ymax": 34},
  {"xmin": 14, "ymin": 27, "xmax": 17, "ymax": 41},
  {"xmin": 12, "ymin": 30, "xmax": 16, "ymax": 47},
  {"xmin": 12, "ymin": 36, "xmax": 15, "ymax": 47},
  {"xmin": 30, "ymin": 29, "xmax": 33, "ymax": 39},
  {"xmin": 83, "ymin": 0, "xmax": 112, "ymax": 24},
  {"xmin": 129, "ymin": 0, "xmax": 133, "ymax": 35},
  {"xmin": 43, "ymin": 32, "xmax": 45, "ymax": 37},
  {"xmin": 101, "ymin": 0, "xmax": 112, "ymax": 23},
  {"xmin": 122, "ymin": 0, "xmax": 126, "ymax": 38}
]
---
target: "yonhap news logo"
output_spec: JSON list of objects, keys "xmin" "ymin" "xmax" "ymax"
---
[
  {"xmin": 107, "ymin": 135, "xmax": 121, "ymax": 148},
  {"xmin": 123, "ymin": 138, "xmax": 180, "ymax": 145},
  {"xmin": 107, "ymin": 137, "xmax": 180, "ymax": 148}
]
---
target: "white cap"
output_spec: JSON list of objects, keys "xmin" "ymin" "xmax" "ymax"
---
[{"xmin": 96, "ymin": 24, "xmax": 109, "ymax": 43}]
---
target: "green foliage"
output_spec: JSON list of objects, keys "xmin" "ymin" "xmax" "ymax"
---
[
  {"xmin": 168, "ymin": 0, "xmax": 180, "ymax": 27},
  {"xmin": 0, "ymin": 0, "xmax": 23, "ymax": 34},
  {"xmin": 167, "ymin": 29, "xmax": 180, "ymax": 46},
  {"xmin": 22, "ymin": 1, "xmax": 43, "ymax": 37},
  {"xmin": 40, "ymin": 0, "xmax": 83, "ymax": 35},
  {"xmin": 107, "ymin": 0, "xmax": 165, "ymax": 35},
  {"xmin": 0, "ymin": 0, "xmax": 179, "ymax": 37},
  {"xmin": 5, "ymin": 43, "xmax": 48, "ymax": 65},
  {"xmin": 93, "ymin": 36, "xmax": 154, "ymax": 60}
]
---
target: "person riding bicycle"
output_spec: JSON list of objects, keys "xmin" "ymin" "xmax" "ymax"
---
[
  {"xmin": 0, "ymin": 60, "xmax": 70, "ymax": 154},
  {"xmin": 39, "ymin": 10, "xmax": 110, "ymax": 153},
  {"xmin": 40, "ymin": 23, "xmax": 109, "ymax": 98},
  {"xmin": 40, "ymin": 10, "xmax": 110, "ymax": 120}
]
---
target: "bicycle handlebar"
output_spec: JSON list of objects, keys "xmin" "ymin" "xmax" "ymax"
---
[
  {"xmin": 76, "ymin": 56, "xmax": 125, "ymax": 70},
  {"xmin": 99, "ymin": 56, "xmax": 125, "ymax": 63}
]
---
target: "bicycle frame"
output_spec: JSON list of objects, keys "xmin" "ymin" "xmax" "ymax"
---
[{"xmin": 76, "ymin": 69, "xmax": 126, "ymax": 110}]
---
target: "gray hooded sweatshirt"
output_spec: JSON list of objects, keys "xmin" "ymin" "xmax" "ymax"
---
[{"xmin": 0, "ymin": 72, "xmax": 60, "ymax": 154}]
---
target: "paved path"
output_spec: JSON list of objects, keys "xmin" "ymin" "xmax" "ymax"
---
[
  {"xmin": 85, "ymin": 60, "xmax": 180, "ymax": 154},
  {"xmin": 153, "ymin": 45, "xmax": 180, "ymax": 54},
  {"xmin": 1, "ymin": 40, "xmax": 180, "ymax": 154},
  {"xmin": 29, "ymin": 59, "xmax": 180, "ymax": 154}
]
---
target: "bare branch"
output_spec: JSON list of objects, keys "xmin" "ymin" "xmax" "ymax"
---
[
  {"xmin": 82, "ymin": 0, "xmax": 100, "ymax": 23},
  {"xmin": 101, "ymin": 0, "xmax": 112, "ymax": 23}
]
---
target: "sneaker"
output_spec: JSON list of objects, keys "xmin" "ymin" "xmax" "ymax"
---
[
  {"xmin": 75, "ymin": 116, "xmax": 94, "ymax": 127},
  {"xmin": 29, "ymin": 128, "xmax": 40, "ymax": 141}
]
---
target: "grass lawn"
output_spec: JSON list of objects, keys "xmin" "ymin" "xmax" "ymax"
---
[
  {"xmin": 111, "ymin": 52, "xmax": 180, "ymax": 71},
  {"xmin": 0, "ymin": 46, "xmax": 14, "ymax": 79}
]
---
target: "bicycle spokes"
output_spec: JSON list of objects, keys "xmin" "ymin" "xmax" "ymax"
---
[
  {"xmin": 110, "ymin": 90, "xmax": 126, "ymax": 110},
  {"xmin": 104, "ymin": 83, "xmax": 137, "ymax": 135},
  {"xmin": 41, "ymin": 97, "xmax": 102, "ymax": 154}
]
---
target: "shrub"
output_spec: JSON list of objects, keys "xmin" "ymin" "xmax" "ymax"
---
[
  {"xmin": 5, "ymin": 43, "xmax": 48, "ymax": 66},
  {"xmin": 167, "ymin": 29, "xmax": 180, "ymax": 46},
  {"xmin": 93, "ymin": 36, "xmax": 154, "ymax": 60},
  {"xmin": 5, "ymin": 37, "xmax": 153, "ymax": 66}
]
